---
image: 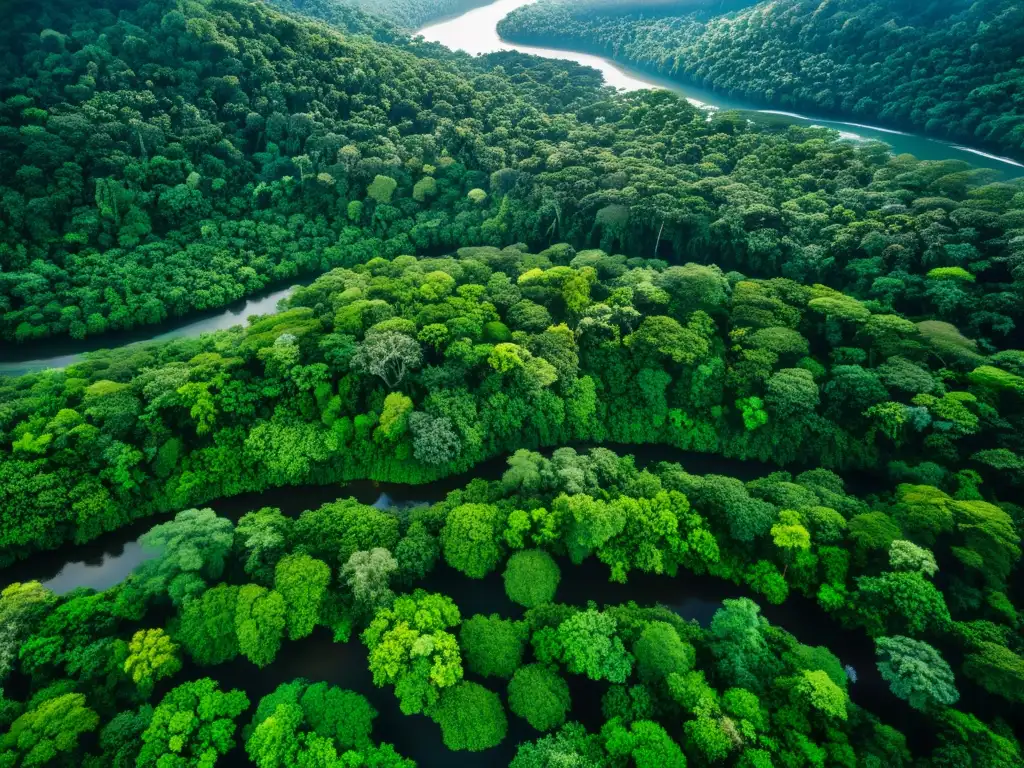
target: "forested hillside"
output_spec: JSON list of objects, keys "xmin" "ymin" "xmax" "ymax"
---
[
  {"xmin": 2, "ymin": 1, "xmax": 1024, "ymax": 767},
  {"xmin": 270, "ymin": 0, "xmax": 492, "ymax": 30},
  {"xmin": 4, "ymin": 244, "xmax": 1023, "ymax": 566},
  {"xmin": 499, "ymin": 0, "xmax": 1024, "ymax": 160},
  {"xmin": 0, "ymin": 0, "xmax": 599, "ymax": 343},
  {"xmin": 6, "ymin": 0, "xmax": 1024, "ymax": 345}
]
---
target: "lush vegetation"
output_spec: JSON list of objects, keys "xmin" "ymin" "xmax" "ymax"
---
[
  {"xmin": 6, "ymin": 242, "xmax": 1024, "ymax": 563},
  {"xmin": 270, "ymin": 0, "xmax": 492, "ymax": 32},
  {"xmin": 498, "ymin": 0, "xmax": 1024, "ymax": 161},
  {"xmin": 2, "ymin": 0, "xmax": 1024, "ymax": 765},
  {"xmin": 0, "ymin": 0, "xmax": 602, "ymax": 343},
  {"xmin": 6, "ymin": 0, "xmax": 1024, "ymax": 345},
  {"xmin": 0, "ymin": 449, "xmax": 1020, "ymax": 766}
]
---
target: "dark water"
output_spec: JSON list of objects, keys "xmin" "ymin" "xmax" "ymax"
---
[
  {"xmin": 418, "ymin": 0, "xmax": 1024, "ymax": 175},
  {"xmin": 0, "ymin": 280, "xmax": 309, "ymax": 377},
  {"xmin": 1, "ymin": 444, "xmax": 777, "ymax": 594},
  {"xmin": 187, "ymin": 559, "xmax": 923, "ymax": 768},
  {"xmin": 0, "ymin": 440, "xmax": 969, "ymax": 764}
]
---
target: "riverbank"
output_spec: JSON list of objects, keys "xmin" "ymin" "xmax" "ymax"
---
[
  {"xmin": 418, "ymin": 0, "xmax": 1024, "ymax": 174},
  {"xmin": 1, "ymin": 444, "xmax": 781, "ymax": 594},
  {"xmin": 0, "ymin": 279, "xmax": 310, "ymax": 378}
]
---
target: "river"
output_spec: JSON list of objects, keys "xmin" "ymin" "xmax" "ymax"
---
[
  {"xmin": 1, "ymin": 444, "xmax": 776, "ymax": 594},
  {"xmin": 417, "ymin": 0, "xmax": 1024, "ymax": 174},
  {"xmin": 0, "ymin": 282, "xmax": 305, "ymax": 378},
  {"xmin": 0, "ymin": 441, "xmax": 914, "ymax": 766},
  {"xmin": 3, "ymin": 1, "xmax": 1019, "ymax": 378},
  {"xmin": 2, "ymin": 441, "xmax": 1003, "ymax": 765}
]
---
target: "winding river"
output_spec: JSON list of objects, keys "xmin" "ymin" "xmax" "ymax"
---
[
  {"xmin": 2, "ymin": 0, "xmax": 1020, "ymax": 378},
  {"xmin": 0, "ymin": 442, "xmax": 956, "ymax": 766},
  {"xmin": 0, "ymin": 282, "xmax": 305, "ymax": 378},
  {"xmin": 418, "ymin": 0, "xmax": 1024, "ymax": 173}
]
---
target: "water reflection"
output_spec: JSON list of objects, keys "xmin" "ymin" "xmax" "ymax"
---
[
  {"xmin": 0, "ymin": 283, "xmax": 302, "ymax": 377},
  {"xmin": 418, "ymin": 0, "xmax": 1023, "ymax": 175}
]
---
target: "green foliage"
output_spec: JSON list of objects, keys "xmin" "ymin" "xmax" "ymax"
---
[
  {"xmin": 275, "ymin": 554, "xmax": 331, "ymax": 641},
  {"xmin": 503, "ymin": 549, "xmax": 561, "ymax": 607},
  {"xmin": 246, "ymin": 680, "xmax": 381, "ymax": 766},
  {"xmin": 177, "ymin": 584, "xmax": 241, "ymax": 666},
  {"xmin": 138, "ymin": 678, "xmax": 249, "ymax": 767},
  {"xmin": 361, "ymin": 590, "xmax": 463, "ymax": 714},
  {"xmin": 430, "ymin": 681, "xmax": 508, "ymax": 752},
  {"xmin": 508, "ymin": 664, "xmax": 571, "ymax": 732},
  {"xmin": 793, "ymin": 669, "xmax": 848, "ymax": 721},
  {"xmin": 633, "ymin": 621, "xmax": 694, "ymax": 685},
  {"xmin": 875, "ymin": 635, "xmax": 959, "ymax": 711},
  {"xmin": 555, "ymin": 608, "xmax": 633, "ymax": 683},
  {"xmin": 459, "ymin": 614, "xmax": 527, "ymax": 679},
  {"xmin": 442, "ymin": 503, "xmax": 505, "ymax": 578},
  {"xmin": 340, "ymin": 548, "xmax": 398, "ymax": 618},
  {"xmin": 0, "ymin": 693, "xmax": 99, "ymax": 767},
  {"xmin": 235, "ymin": 585, "xmax": 287, "ymax": 668},
  {"xmin": 962, "ymin": 642, "xmax": 1024, "ymax": 703},
  {"xmin": 124, "ymin": 629, "xmax": 181, "ymax": 695}
]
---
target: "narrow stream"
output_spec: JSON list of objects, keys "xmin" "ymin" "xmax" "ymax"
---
[
  {"xmin": 0, "ymin": 281, "xmax": 306, "ymax": 378},
  {"xmin": 417, "ymin": 0, "xmax": 1024, "ymax": 173}
]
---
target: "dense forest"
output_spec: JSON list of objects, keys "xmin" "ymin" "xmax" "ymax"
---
[
  {"xmin": 2, "ymin": 0, "xmax": 1024, "ymax": 766},
  {"xmin": 0, "ymin": 449, "xmax": 1021, "ymax": 766},
  {"xmin": 270, "ymin": 0, "xmax": 492, "ymax": 30},
  {"xmin": 498, "ymin": 0, "xmax": 1024, "ymax": 161},
  {"xmin": 5, "ymin": 0, "xmax": 1024, "ymax": 344},
  {"xmin": 4, "ymin": 243, "xmax": 1024, "ymax": 562}
]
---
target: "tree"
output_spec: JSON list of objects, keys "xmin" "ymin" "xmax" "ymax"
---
[
  {"xmin": 460, "ymin": 614, "xmax": 528, "ymax": 679},
  {"xmin": 177, "ymin": 584, "xmax": 241, "ymax": 666},
  {"xmin": 508, "ymin": 664, "xmax": 571, "ymax": 732},
  {"xmin": 442, "ymin": 503, "xmax": 505, "ymax": 578},
  {"xmin": 603, "ymin": 719, "xmax": 687, "ymax": 768},
  {"xmin": 633, "ymin": 621, "xmax": 695, "ymax": 685},
  {"xmin": 0, "ymin": 693, "xmax": 99, "ymax": 767},
  {"xmin": 294, "ymin": 499, "xmax": 400, "ymax": 567},
  {"xmin": 138, "ymin": 679, "xmax": 249, "ymax": 767},
  {"xmin": 708, "ymin": 598, "xmax": 780, "ymax": 692},
  {"xmin": 235, "ymin": 585, "xmax": 287, "ymax": 668},
  {"xmin": 351, "ymin": 331, "xmax": 422, "ymax": 389},
  {"xmin": 135, "ymin": 508, "xmax": 235, "ymax": 605},
  {"xmin": 765, "ymin": 368, "xmax": 819, "ymax": 419},
  {"xmin": 361, "ymin": 590, "xmax": 463, "ymax": 715},
  {"xmin": 682, "ymin": 714, "xmax": 731, "ymax": 762},
  {"xmin": 793, "ymin": 669, "xmax": 848, "ymax": 721},
  {"xmin": 235, "ymin": 507, "xmax": 291, "ymax": 585},
  {"xmin": 408, "ymin": 412, "xmax": 462, "ymax": 466},
  {"xmin": 124, "ymin": 628, "xmax": 181, "ymax": 696},
  {"xmin": 888, "ymin": 540, "xmax": 938, "ymax": 577},
  {"xmin": 92, "ymin": 706, "xmax": 153, "ymax": 768},
  {"xmin": 340, "ymin": 548, "xmax": 398, "ymax": 617},
  {"xmin": 875, "ymin": 636, "xmax": 959, "ymax": 711},
  {"xmin": 556, "ymin": 608, "xmax": 633, "ymax": 683},
  {"xmin": 624, "ymin": 315, "xmax": 708, "ymax": 364},
  {"xmin": 366, "ymin": 175, "xmax": 398, "ymax": 204},
  {"xmin": 853, "ymin": 570, "xmax": 951, "ymax": 635},
  {"xmin": 430, "ymin": 681, "xmax": 508, "ymax": 752},
  {"xmin": 770, "ymin": 509, "xmax": 810, "ymax": 577},
  {"xmin": 503, "ymin": 549, "xmax": 561, "ymax": 608},
  {"xmin": 246, "ymin": 680, "xmax": 378, "ymax": 766},
  {"xmin": 394, "ymin": 520, "xmax": 440, "ymax": 586},
  {"xmin": 963, "ymin": 642, "xmax": 1024, "ymax": 703},
  {"xmin": 509, "ymin": 722, "xmax": 602, "ymax": 768},
  {"xmin": 0, "ymin": 581, "xmax": 55, "ymax": 682},
  {"xmin": 275, "ymin": 554, "xmax": 331, "ymax": 641}
]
